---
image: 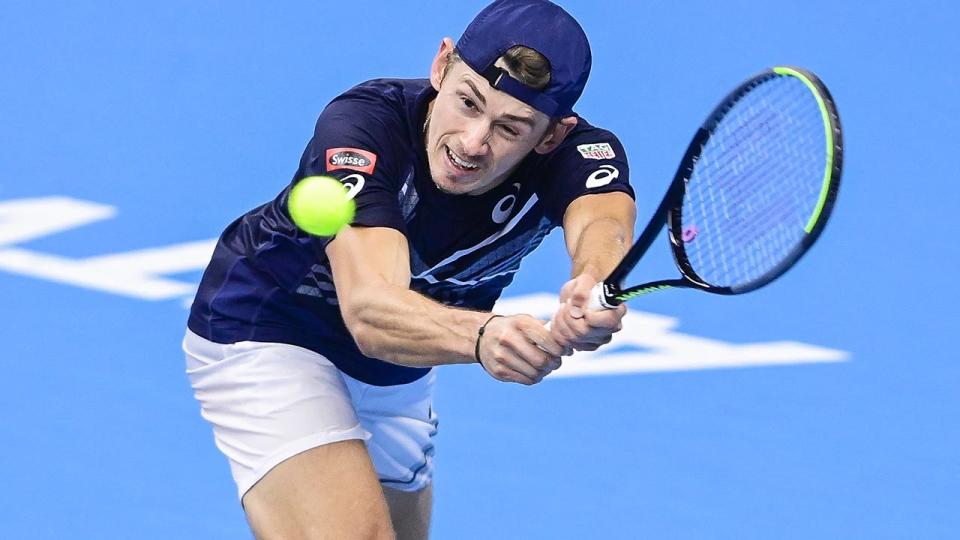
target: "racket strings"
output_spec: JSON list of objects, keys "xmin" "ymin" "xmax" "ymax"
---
[
  {"xmin": 695, "ymin": 120, "xmax": 817, "ymax": 282},
  {"xmin": 705, "ymin": 92, "xmax": 822, "ymax": 280},
  {"xmin": 681, "ymin": 75, "xmax": 827, "ymax": 288}
]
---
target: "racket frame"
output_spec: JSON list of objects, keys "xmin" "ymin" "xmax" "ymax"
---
[{"xmin": 596, "ymin": 66, "xmax": 843, "ymax": 308}]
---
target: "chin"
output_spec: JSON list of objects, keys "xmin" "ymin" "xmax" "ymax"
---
[
  {"xmin": 432, "ymin": 175, "xmax": 473, "ymax": 195},
  {"xmin": 428, "ymin": 162, "xmax": 484, "ymax": 195}
]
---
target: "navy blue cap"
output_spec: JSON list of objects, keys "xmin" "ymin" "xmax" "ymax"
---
[{"xmin": 455, "ymin": 0, "xmax": 591, "ymax": 117}]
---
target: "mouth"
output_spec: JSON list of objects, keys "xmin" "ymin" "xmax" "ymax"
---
[{"xmin": 444, "ymin": 145, "xmax": 480, "ymax": 173}]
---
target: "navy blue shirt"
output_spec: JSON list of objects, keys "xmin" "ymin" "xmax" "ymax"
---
[{"xmin": 188, "ymin": 78, "xmax": 633, "ymax": 385}]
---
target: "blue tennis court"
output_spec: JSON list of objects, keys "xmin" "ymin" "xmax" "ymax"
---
[{"xmin": 1, "ymin": 1, "xmax": 957, "ymax": 538}]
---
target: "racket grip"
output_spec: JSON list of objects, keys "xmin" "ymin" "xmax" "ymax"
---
[{"xmin": 587, "ymin": 281, "xmax": 609, "ymax": 311}]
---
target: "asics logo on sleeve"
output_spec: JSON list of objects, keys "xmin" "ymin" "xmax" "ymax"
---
[
  {"xmin": 341, "ymin": 174, "xmax": 366, "ymax": 200},
  {"xmin": 585, "ymin": 165, "xmax": 619, "ymax": 188},
  {"xmin": 326, "ymin": 147, "xmax": 378, "ymax": 174}
]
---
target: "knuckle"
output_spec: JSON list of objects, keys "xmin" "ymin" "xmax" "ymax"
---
[{"xmin": 517, "ymin": 314, "xmax": 537, "ymax": 327}]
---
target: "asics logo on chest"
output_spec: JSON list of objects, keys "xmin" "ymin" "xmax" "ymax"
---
[{"xmin": 492, "ymin": 183, "xmax": 521, "ymax": 224}]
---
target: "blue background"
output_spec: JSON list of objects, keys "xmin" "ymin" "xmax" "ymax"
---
[{"xmin": 1, "ymin": 1, "xmax": 957, "ymax": 538}]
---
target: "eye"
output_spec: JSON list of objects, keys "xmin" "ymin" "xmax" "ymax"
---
[
  {"xmin": 460, "ymin": 96, "xmax": 478, "ymax": 111},
  {"xmin": 499, "ymin": 125, "xmax": 520, "ymax": 138}
]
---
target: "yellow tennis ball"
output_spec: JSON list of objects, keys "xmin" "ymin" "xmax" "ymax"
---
[{"xmin": 287, "ymin": 176, "xmax": 356, "ymax": 236}]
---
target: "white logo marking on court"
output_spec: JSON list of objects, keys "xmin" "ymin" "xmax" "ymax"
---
[
  {"xmin": 0, "ymin": 197, "xmax": 214, "ymax": 300},
  {"xmin": 495, "ymin": 293, "xmax": 849, "ymax": 377},
  {"xmin": 0, "ymin": 196, "xmax": 851, "ymax": 375}
]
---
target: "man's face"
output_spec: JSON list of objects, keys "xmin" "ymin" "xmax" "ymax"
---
[{"xmin": 425, "ymin": 59, "xmax": 553, "ymax": 196}]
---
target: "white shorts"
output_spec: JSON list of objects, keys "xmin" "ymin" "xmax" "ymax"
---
[{"xmin": 183, "ymin": 330, "xmax": 437, "ymax": 500}]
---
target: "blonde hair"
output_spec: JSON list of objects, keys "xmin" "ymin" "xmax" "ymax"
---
[{"xmin": 444, "ymin": 45, "xmax": 552, "ymax": 90}]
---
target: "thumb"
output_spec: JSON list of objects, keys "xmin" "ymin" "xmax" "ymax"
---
[
  {"xmin": 567, "ymin": 300, "xmax": 584, "ymax": 319},
  {"xmin": 568, "ymin": 274, "xmax": 595, "ymax": 312}
]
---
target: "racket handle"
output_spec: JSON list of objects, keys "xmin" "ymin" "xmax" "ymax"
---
[{"xmin": 587, "ymin": 281, "xmax": 610, "ymax": 311}]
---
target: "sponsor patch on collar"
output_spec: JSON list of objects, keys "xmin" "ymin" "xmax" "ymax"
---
[
  {"xmin": 576, "ymin": 143, "xmax": 616, "ymax": 160},
  {"xmin": 326, "ymin": 147, "xmax": 378, "ymax": 174}
]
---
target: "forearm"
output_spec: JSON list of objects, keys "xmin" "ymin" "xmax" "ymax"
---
[
  {"xmin": 343, "ymin": 284, "xmax": 489, "ymax": 368},
  {"xmin": 326, "ymin": 226, "xmax": 489, "ymax": 368},
  {"xmin": 569, "ymin": 215, "xmax": 633, "ymax": 280}
]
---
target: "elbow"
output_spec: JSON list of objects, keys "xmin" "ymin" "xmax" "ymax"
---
[
  {"xmin": 351, "ymin": 321, "xmax": 384, "ymax": 359},
  {"xmin": 340, "ymin": 294, "xmax": 387, "ymax": 359}
]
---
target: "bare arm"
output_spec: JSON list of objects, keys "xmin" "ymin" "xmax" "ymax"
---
[
  {"xmin": 325, "ymin": 226, "xmax": 484, "ymax": 366},
  {"xmin": 325, "ymin": 225, "xmax": 563, "ymax": 382},
  {"xmin": 563, "ymin": 191, "xmax": 636, "ymax": 281},
  {"xmin": 551, "ymin": 191, "xmax": 636, "ymax": 350}
]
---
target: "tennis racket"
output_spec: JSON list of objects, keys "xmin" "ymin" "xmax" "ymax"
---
[{"xmin": 588, "ymin": 66, "xmax": 843, "ymax": 309}]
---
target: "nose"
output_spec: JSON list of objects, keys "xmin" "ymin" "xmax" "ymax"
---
[{"xmin": 459, "ymin": 119, "xmax": 491, "ymax": 157}]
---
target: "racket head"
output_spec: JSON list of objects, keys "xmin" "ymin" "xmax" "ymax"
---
[{"xmin": 667, "ymin": 66, "xmax": 843, "ymax": 295}]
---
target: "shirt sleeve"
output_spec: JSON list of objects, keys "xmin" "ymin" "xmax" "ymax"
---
[
  {"xmin": 536, "ymin": 125, "xmax": 635, "ymax": 224},
  {"xmin": 290, "ymin": 90, "xmax": 409, "ymax": 251}
]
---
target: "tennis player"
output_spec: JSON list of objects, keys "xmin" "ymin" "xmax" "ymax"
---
[{"xmin": 184, "ymin": 0, "xmax": 635, "ymax": 538}]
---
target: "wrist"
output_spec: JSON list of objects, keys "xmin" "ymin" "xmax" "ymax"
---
[
  {"xmin": 474, "ymin": 314, "xmax": 503, "ymax": 367},
  {"xmin": 571, "ymin": 265, "xmax": 603, "ymax": 284}
]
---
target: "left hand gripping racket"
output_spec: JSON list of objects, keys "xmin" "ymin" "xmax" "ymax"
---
[{"xmin": 589, "ymin": 66, "xmax": 843, "ymax": 309}]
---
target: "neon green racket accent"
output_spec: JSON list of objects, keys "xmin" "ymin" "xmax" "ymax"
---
[
  {"xmin": 773, "ymin": 66, "xmax": 834, "ymax": 233},
  {"xmin": 617, "ymin": 284, "xmax": 674, "ymax": 301}
]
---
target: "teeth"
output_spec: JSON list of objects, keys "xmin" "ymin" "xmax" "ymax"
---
[{"xmin": 447, "ymin": 147, "xmax": 478, "ymax": 170}]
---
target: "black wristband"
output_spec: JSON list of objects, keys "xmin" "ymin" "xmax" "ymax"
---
[{"xmin": 474, "ymin": 314, "xmax": 503, "ymax": 364}]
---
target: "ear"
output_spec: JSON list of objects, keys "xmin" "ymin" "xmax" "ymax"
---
[
  {"xmin": 534, "ymin": 116, "xmax": 578, "ymax": 155},
  {"xmin": 430, "ymin": 37, "xmax": 457, "ymax": 91}
]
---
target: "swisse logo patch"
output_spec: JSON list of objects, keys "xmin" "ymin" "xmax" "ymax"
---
[
  {"xmin": 326, "ymin": 147, "xmax": 377, "ymax": 175},
  {"xmin": 577, "ymin": 143, "xmax": 616, "ymax": 160}
]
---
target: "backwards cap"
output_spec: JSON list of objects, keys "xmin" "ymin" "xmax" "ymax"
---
[{"xmin": 455, "ymin": 0, "xmax": 592, "ymax": 117}]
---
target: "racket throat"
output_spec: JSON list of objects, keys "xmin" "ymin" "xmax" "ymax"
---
[{"xmin": 615, "ymin": 279, "xmax": 689, "ymax": 302}]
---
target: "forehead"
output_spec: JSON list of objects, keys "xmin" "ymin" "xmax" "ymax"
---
[{"xmin": 447, "ymin": 60, "xmax": 542, "ymax": 119}]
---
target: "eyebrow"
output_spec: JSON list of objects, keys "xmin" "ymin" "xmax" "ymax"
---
[
  {"xmin": 502, "ymin": 113, "xmax": 536, "ymax": 128},
  {"xmin": 463, "ymin": 79, "xmax": 487, "ymax": 106},
  {"xmin": 462, "ymin": 78, "xmax": 537, "ymax": 128}
]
